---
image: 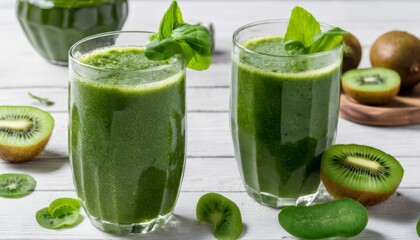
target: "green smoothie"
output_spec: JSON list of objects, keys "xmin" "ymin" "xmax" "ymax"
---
[
  {"xmin": 69, "ymin": 46, "xmax": 186, "ymax": 227},
  {"xmin": 231, "ymin": 37, "xmax": 341, "ymax": 202}
]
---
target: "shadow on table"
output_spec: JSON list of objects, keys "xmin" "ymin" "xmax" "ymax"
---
[
  {"xmin": 114, "ymin": 215, "xmax": 212, "ymax": 240},
  {"xmin": 368, "ymin": 191, "xmax": 420, "ymax": 223},
  {"xmin": 3, "ymin": 152, "xmax": 68, "ymax": 173},
  {"xmin": 358, "ymin": 229, "xmax": 386, "ymax": 239},
  {"xmin": 41, "ymin": 149, "xmax": 68, "ymax": 159}
]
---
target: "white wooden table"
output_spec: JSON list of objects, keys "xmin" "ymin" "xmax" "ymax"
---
[{"xmin": 1, "ymin": 0, "xmax": 420, "ymax": 239}]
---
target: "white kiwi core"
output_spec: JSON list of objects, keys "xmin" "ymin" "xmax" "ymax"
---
[
  {"xmin": 0, "ymin": 120, "xmax": 33, "ymax": 132},
  {"xmin": 345, "ymin": 156, "xmax": 382, "ymax": 171}
]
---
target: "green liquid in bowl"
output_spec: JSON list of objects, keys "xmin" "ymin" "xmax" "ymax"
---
[{"xmin": 16, "ymin": 0, "xmax": 128, "ymax": 65}]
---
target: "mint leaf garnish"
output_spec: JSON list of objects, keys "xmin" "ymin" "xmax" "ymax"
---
[
  {"xmin": 158, "ymin": 0, "xmax": 183, "ymax": 40},
  {"xmin": 145, "ymin": 0, "xmax": 212, "ymax": 70},
  {"xmin": 28, "ymin": 92, "xmax": 55, "ymax": 106},
  {"xmin": 172, "ymin": 24, "xmax": 212, "ymax": 70},
  {"xmin": 285, "ymin": 6, "xmax": 320, "ymax": 47},
  {"xmin": 284, "ymin": 6, "xmax": 347, "ymax": 55},
  {"xmin": 309, "ymin": 27, "xmax": 347, "ymax": 53},
  {"xmin": 146, "ymin": 38, "xmax": 182, "ymax": 61}
]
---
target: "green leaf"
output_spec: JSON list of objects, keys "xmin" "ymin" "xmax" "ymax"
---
[
  {"xmin": 158, "ymin": 0, "xmax": 183, "ymax": 41},
  {"xmin": 28, "ymin": 92, "xmax": 55, "ymax": 106},
  {"xmin": 285, "ymin": 6, "xmax": 320, "ymax": 47},
  {"xmin": 284, "ymin": 40, "xmax": 306, "ymax": 55},
  {"xmin": 145, "ymin": 0, "xmax": 212, "ymax": 71},
  {"xmin": 172, "ymin": 24, "xmax": 212, "ymax": 70},
  {"xmin": 309, "ymin": 27, "xmax": 347, "ymax": 53},
  {"xmin": 145, "ymin": 38, "xmax": 182, "ymax": 61}
]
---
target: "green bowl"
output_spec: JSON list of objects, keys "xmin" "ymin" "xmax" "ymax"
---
[{"xmin": 16, "ymin": 0, "xmax": 128, "ymax": 66}]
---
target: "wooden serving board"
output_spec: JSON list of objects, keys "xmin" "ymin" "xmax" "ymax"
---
[{"xmin": 339, "ymin": 84, "xmax": 420, "ymax": 126}]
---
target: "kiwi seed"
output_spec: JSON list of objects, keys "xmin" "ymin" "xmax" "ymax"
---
[
  {"xmin": 342, "ymin": 67, "xmax": 401, "ymax": 105},
  {"xmin": 0, "ymin": 106, "xmax": 54, "ymax": 162},
  {"xmin": 370, "ymin": 31, "xmax": 420, "ymax": 90},
  {"xmin": 321, "ymin": 144, "xmax": 404, "ymax": 207}
]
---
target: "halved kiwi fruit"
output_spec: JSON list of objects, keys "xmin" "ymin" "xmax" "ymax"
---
[
  {"xmin": 196, "ymin": 192, "xmax": 243, "ymax": 240},
  {"xmin": 342, "ymin": 67, "xmax": 401, "ymax": 105},
  {"xmin": 0, "ymin": 173, "xmax": 36, "ymax": 198},
  {"xmin": 321, "ymin": 144, "xmax": 404, "ymax": 207},
  {"xmin": 0, "ymin": 106, "xmax": 54, "ymax": 162},
  {"xmin": 370, "ymin": 31, "xmax": 420, "ymax": 90}
]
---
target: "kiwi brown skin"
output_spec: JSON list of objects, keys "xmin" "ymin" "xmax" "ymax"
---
[
  {"xmin": 343, "ymin": 33, "xmax": 362, "ymax": 72},
  {"xmin": 321, "ymin": 173, "xmax": 399, "ymax": 207},
  {"xmin": 370, "ymin": 31, "xmax": 420, "ymax": 90},
  {"xmin": 0, "ymin": 134, "xmax": 52, "ymax": 162}
]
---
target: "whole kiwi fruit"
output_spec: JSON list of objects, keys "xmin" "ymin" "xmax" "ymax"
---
[
  {"xmin": 343, "ymin": 33, "xmax": 362, "ymax": 72},
  {"xmin": 370, "ymin": 31, "xmax": 420, "ymax": 90}
]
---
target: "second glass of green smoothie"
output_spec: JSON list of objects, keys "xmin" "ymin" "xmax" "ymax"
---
[
  {"xmin": 69, "ymin": 31, "xmax": 186, "ymax": 235},
  {"xmin": 231, "ymin": 20, "xmax": 343, "ymax": 207}
]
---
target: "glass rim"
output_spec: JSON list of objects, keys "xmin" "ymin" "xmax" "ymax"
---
[
  {"xmin": 69, "ymin": 30, "xmax": 184, "ymax": 73},
  {"xmin": 232, "ymin": 19, "xmax": 343, "ymax": 59}
]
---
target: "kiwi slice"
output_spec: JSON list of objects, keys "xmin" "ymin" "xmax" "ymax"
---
[
  {"xmin": 196, "ymin": 192, "xmax": 243, "ymax": 240},
  {"xmin": 0, "ymin": 173, "xmax": 36, "ymax": 198},
  {"xmin": 0, "ymin": 106, "xmax": 54, "ymax": 162},
  {"xmin": 36, "ymin": 207, "xmax": 80, "ymax": 229},
  {"xmin": 278, "ymin": 198, "xmax": 368, "ymax": 239},
  {"xmin": 48, "ymin": 198, "xmax": 81, "ymax": 218},
  {"xmin": 321, "ymin": 144, "xmax": 404, "ymax": 206},
  {"xmin": 342, "ymin": 67, "xmax": 401, "ymax": 105}
]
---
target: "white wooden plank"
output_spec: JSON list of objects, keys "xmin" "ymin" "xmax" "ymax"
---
[
  {"xmin": 0, "ymin": 155, "xmax": 417, "ymax": 193},
  {"xmin": 0, "ymin": 190, "xmax": 418, "ymax": 239},
  {"xmin": 4, "ymin": 112, "xmax": 417, "ymax": 160}
]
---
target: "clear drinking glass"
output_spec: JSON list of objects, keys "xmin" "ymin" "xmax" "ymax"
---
[
  {"xmin": 230, "ymin": 20, "xmax": 343, "ymax": 207},
  {"xmin": 69, "ymin": 31, "xmax": 186, "ymax": 235}
]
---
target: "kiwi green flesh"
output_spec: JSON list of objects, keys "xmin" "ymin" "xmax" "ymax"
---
[
  {"xmin": 342, "ymin": 68, "xmax": 401, "ymax": 92},
  {"xmin": 196, "ymin": 192, "xmax": 243, "ymax": 240},
  {"xmin": 321, "ymin": 144, "xmax": 404, "ymax": 193},
  {"xmin": 0, "ymin": 173, "xmax": 37, "ymax": 198},
  {"xmin": 0, "ymin": 106, "xmax": 54, "ymax": 147}
]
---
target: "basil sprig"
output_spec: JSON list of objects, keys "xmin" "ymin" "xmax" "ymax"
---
[
  {"xmin": 284, "ymin": 6, "xmax": 347, "ymax": 55},
  {"xmin": 145, "ymin": 1, "xmax": 212, "ymax": 71}
]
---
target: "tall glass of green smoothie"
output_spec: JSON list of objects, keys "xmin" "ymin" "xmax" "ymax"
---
[
  {"xmin": 69, "ymin": 31, "xmax": 186, "ymax": 235},
  {"xmin": 231, "ymin": 19, "xmax": 343, "ymax": 207}
]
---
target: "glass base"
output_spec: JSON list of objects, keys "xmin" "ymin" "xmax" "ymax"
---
[
  {"xmin": 244, "ymin": 184, "xmax": 324, "ymax": 208},
  {"xmin": 87, "ymin": 212, "xmax": 172, "ymax": 236},
  {"xmin": 46, "ymin": 58, "xmax": 68, "ymax": 66}
]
